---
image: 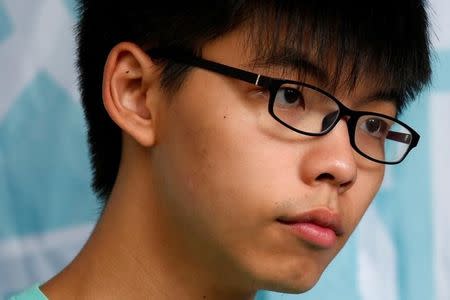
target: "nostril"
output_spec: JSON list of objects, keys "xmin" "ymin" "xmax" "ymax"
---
[
  {"xmin": 316, "ymin": 173, "xmax": 335, "ymax": 181},
  {"xmin": 316, "ymin": 172, "xmax": 354, "ymax": 191}
]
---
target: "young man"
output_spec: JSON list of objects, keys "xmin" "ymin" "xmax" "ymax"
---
[{"xmin": 12, "ymin": 0, "xmax": 431, "ymax": 299}]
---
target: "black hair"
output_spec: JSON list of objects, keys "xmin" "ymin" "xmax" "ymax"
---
[{"xmin": 76, "ymin": 0, "xmax": 432, "ymax": 206}]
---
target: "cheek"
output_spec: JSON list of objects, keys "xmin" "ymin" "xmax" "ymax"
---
[
  {"xmin": 150, "ymin": 78, "xmax": 308, "ymax": 288},
  {"xmin": 152, "ymin": 77, "xmax": 283, "ymax": 236}
]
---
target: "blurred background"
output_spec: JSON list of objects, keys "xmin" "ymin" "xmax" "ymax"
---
[{"xmin": 0, "ymin": 0, "xmax": 449, "ymax": 299}]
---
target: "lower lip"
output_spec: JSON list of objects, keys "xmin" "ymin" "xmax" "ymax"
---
[{"xmin": 280, "ymin": 222, "xmax": 337, "ymax": 248}]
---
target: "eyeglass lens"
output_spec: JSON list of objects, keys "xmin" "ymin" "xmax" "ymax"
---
[{"xmin": 271, "ymin": 83, "xmax": 413, "ymax": 163}]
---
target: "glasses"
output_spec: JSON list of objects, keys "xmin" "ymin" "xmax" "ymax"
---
[{"xmin": 147, "ymin": 48, "xmax": 420, "ymax": 164}]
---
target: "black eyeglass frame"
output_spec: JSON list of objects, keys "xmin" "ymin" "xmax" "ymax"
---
[{"xmin": 147, "ymin": 48, "xmax": 420, "ymax": 165}]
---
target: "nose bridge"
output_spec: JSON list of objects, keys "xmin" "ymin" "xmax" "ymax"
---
[
  {"xmin": 335, "ymin": 101, "xmax": 356, "ymax": 126},
  {"xmin": 301, "ymin": 118, "xmax": 357, "ymax": 193},
  {"xmin": 327, "ymin": 118, "xmax": 357, "ymax": 172},
  {"xmin": 323, "ymin": 99, "xmax": 355, "ymax": 138}
]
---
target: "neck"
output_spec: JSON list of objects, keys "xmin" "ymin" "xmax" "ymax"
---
[{"xmin": 41, "ymin": 143, "xmax": 257, "ymax": 300}]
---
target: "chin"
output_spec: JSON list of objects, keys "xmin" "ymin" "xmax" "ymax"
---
[
  {"xmin": 263, "ymin": 277, "xmax": 320, "ymax": 294},
  {"xmin": 255, "ymin": 265, "xmax": 323, "ymax": 295}
]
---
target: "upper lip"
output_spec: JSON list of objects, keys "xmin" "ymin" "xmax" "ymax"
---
[{"xmin": 277, "ymin": 208, "xmax": 344, "ymax": 236}]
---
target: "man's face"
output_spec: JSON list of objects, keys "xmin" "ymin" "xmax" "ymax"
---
[{"xmin": 149, "ymin": 28, "xmax": 391, "ymax": 293}]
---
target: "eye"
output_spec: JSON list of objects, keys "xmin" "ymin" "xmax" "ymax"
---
[
  {"xmin": 360, "ymin": 117, "xmax": 390, "ymax": 138},
  {"xmin": 274, "ymin": 87, "xmax": 305, "ymax": 109}
]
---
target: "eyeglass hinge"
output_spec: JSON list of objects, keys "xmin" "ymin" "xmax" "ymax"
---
[{"xmin": 255, "ymin": 74, "xmax": 261, "ymax": 85}]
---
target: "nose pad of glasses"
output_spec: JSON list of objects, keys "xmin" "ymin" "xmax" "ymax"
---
[{"xmin": 321, "ymin": 110, "xmax": 340, "ymax": 132}]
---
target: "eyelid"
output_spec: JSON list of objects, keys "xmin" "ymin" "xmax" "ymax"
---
[{"xmin": 248, "ymin": 86, "xmax": 270, "ymax": 99}]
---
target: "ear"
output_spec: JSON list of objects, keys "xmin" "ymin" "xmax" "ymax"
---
[{"xmin": 102, "ymin": 42, "xmax": 161, "ymax": 147}]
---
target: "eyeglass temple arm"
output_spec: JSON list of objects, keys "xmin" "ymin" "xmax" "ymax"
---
[
  {"xmin": 147, "ymin": 48, "xmax": 272, "ymax": 87},
  {"xmin": 386, "ymin": 131, "xmax": 412, "ymax": 145}
]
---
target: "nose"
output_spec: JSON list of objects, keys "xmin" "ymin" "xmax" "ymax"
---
[{"xmin": 300, "ymin": 119, "xmax": 357, "ymax": 194}]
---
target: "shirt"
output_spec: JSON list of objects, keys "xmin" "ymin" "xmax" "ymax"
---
[{"xmin": 9, "ymin": 284, "xmax": 48, "ymax": 300}]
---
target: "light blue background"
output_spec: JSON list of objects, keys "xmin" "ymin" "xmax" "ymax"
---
[{"xmin": 0, "ymin": 1, "xmax": 449, "ymax": 299}]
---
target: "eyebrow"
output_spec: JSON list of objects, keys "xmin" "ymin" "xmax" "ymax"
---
[
  {"xmin": 248, "ymin": 48, "xmax": 330, "ymax": 86},
  {"xmin": 358, "ymin": 89, "xmax": 402, "ymax": 108}
]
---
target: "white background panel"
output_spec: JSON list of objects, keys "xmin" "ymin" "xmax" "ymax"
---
[
  {"xmin": 0, "ymin": 224, "xmax": 92, "ymax": 296},
  {"xmin": 430, "ymin": 0, "xmax": 450, "ymax": 50},
  {"xmin": 430, "ymin": 93, "xmax": 450, "ymax": 300},
  {"xmin": 0, "ymin": 0, "xmax": 79, "ymax": 120}
]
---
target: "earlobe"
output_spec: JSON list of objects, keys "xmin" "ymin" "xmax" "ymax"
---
[{"xmin": 102, "ymin": 42, "xmax": 160, "ymax": 147}]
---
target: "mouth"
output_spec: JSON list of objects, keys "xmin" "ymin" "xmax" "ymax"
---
[{"xmin": 276, "ymin": 208, "xmax": 344, "ymax": 249}]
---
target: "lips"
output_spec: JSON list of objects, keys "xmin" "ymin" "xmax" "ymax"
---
[{"xmin": 277, "ymin": 208, "xmax": 344, "ymax": 248}]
